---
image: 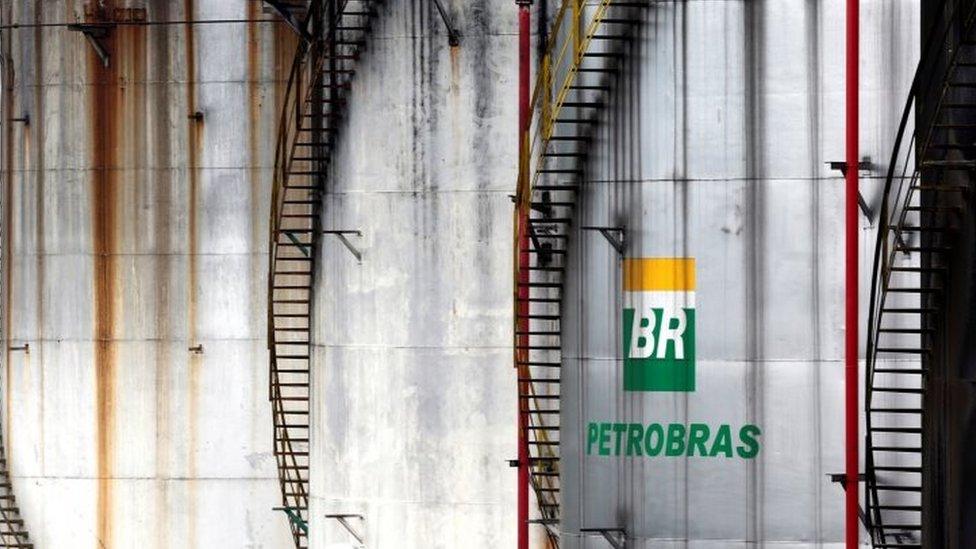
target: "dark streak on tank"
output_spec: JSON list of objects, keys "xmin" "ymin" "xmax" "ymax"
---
[
  {"xmin": 465, "ymin": 0, "xmax": 494, "ymax": 250},
  {"xmin": 742, "ymin": 3, "xmax": 765, "ymax": 544},
  {"xmin": 31, "ymin": 1, "xmax": 45, "ymax": 473},
  {"xmin": 183, "ymin": 0, "xmax": 200, "ymax": 545},
  {"xmin": 149, "ymin": 1, "xmax": 174, "ymax": 545}
]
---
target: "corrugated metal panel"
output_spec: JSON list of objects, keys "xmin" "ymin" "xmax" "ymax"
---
[{"xmin": 560, "ymin": 1, "xmax": 918, "ymax": 547}]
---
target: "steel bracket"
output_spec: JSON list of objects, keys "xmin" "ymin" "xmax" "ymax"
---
[
  {"xmin": 8, "ymin": 343, "xmax": 28, "ymax": 353},
  {"xmin": 323, "ymin": 229, "xmax": 363, "ymax": 263},
  {"xmin": 67, "ymin": 24, "xmax": 112, "ymax": 67},
  {"xmin": 582, "ymin": 226, "xmax": 625, "ymax": 256},
  {"xmin": 324, "ymin": 513, "xmax": 365, "ymax": 546},
  {"xmin": 431, "ymin": 0, "xmax": 461, "ymax": 46},
  {"xmin": 827, "ymin": 159, "xmax": 875, "ymax": 222},
  {"xmin": 580, "ymin": 527, "xmax": 626, "ymax": 549},
  {"xmin": 827, "ymin": 473, "xmax": 870, "ymax": 529}
]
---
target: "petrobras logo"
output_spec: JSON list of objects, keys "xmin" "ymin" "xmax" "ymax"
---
[{"xmin": 623, "ymin": 258, "xmax": 696, "ymax": 392}]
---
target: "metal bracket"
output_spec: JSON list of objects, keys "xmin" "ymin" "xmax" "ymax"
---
[
  {"xmin": 67, "ymin": 24, "xmax": 112, "ymax": 67},
  {"xmin": 827, "ymin": 159, "xmax": 875, "ymax": 222},
  {"xmin": 324, "ymin": 513, "xmax": 365, "ymax": 546},
  {"xmin": 323, "ymin": 230, "xmax": 363, "ymax": 262},
  {"xmin": 273, "ymin": 506, "xmax": 308, "ymax": 534},
  {"xmin": 827, "ymin": 473, "xmax": 870, "ymax": 530},
  {"xmin": 580, "ymin": 527, "xmax": 626, "ymax": 549},
  {"xmin": 431, "ymin": 0, "xmax": 461, "ymax": 46},
  {"xmin": 581, "ymin": 226, "xmax": 625, "ymax": 256},
  {"xmin": 8, "ymin": 343, "xmax": 28, "ymax": 353},
  {"xmin": 263, "ymin": 1, "xmax": 314, "ymax": 43}
]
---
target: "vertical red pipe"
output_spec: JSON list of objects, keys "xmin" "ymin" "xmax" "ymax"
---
[
  {"xmin": 845, "ymin": 0, "xmax": 859, "ymax": 546},
  {"xmin": 516, "ymin": 2, "xmax": 531, "ymax": 549}
]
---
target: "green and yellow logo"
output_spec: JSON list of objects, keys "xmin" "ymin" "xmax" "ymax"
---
[{"xmin": 623, "ymin": 258, "xmax": 696, "ymax": 392}]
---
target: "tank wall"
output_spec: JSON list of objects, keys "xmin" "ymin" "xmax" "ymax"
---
[
  {"xmin": 560, "ymin": 1, "xmax": 918, "ymax": 547},
  {"xmin": 308, "ymin": 2, "xmax": 523, "ymax": 547},
  {"xmin": 1, "ymin": 2, "xmax": 295, "ymax": 547}
]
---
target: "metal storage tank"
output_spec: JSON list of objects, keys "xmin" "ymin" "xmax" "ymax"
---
[
  {"xmin": 548, "ymin": 2, "xmax": 919, "ymax": 547},
  {"xmin": 306, "ymin": 1, "xmax": 524, "ymax": 547},
  {"xmin": 0, "ymin": 1, "xmax": 296, "ymax": 547}
]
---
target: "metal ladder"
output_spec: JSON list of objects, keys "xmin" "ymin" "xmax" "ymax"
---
[
  {"xmin": 514, "ymin": 1, "xmax": 653, "ymax": 545},
  {"xmin": 267, "ymin": 1, "xmax": 382, "ymax": 546},
  {"xmin": 0, "ymin": 430, "xmax": 31, "ymax": 548},
  {"xmin": 865, "ymin": 5, "xmax": 976, "ymax": 548}
]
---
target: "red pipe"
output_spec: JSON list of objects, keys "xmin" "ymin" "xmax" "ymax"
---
[
  {"xmin": 845, "ymin": 0, "xmax": 859, "ymax": 546},
  {"xmin": 516, "ymin": 2, "xmax": 531, "ymax": 549}
]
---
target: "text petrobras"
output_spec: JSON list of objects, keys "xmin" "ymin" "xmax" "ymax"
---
[{"xmin": 586, "ymin": 422, "xmax": 761, "ymax": 459}]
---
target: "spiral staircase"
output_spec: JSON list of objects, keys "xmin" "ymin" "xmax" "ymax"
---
[
  {"xmin": 865, "ymin": 4, "xmax": 976, "ymax": 548},
  {"xmin": 0, "ymin": 429, "xmax": 32, "ymax": 548},
  {"xmin": 513, "ymin": 1, "xmax": 653, "ymax": 545},
  {"xmin": 266, "ymin": 1, "xmax": 382, "ymax": 546}
]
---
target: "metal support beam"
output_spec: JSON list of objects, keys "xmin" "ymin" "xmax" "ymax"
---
[
  {"xmin": 580, "ymin": 528, "xmax": 626, "ymax": 549},
  {"xmin": 582, "ymin": 226, "xmax": 625, "ymax": 256},
  {"xmin": 828, "ymin": 473, "xmax": 870, "ymax": 530},
  {"xmin": 67, "ymin": 24, "xmax": 111, "ymax": 67},
  {"xmin": 827, "ymin": 160, "xmax": 874, "ymax": 221},
  {"xmin": 431, "ymin": 0, "xmax": 461, "ymax": 46},
  {"xmin": 323, "ymin": 229, "xmax": 363, "ymax": 262},
  {"xmin": 324, "ymin": 514, "xmax": 365, "ymax": 546}
]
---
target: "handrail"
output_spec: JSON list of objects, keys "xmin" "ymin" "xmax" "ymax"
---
[
  {"xmin": 516, "ymin": 0, "xmax": 615, "ymax": 211},
  {"xmin": 864, "ymin": 2, "xmax": 976, "ymax": 544},
  {"xmin": 266, "ymin": 1, "xmax": 355, "ymax": 544}
]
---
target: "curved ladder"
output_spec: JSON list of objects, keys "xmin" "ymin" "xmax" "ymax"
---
[
  {"xmin": 0, "ymin": 428, "xmax": 31, "ymax": 548},
  {"xmin": 514, "ymin": 1, "xmax": 653, "ymax": 544},
  {"xmin": 865, "ymin": 5, "xmax": 976, "ymax": 548},
  {"xmin": 267, "ymin": 1, "xmax": 382, "ymax": 546}
]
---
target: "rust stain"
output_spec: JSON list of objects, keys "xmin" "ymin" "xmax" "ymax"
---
[
  {"xmin": 449, "ymin": 45, "xmax": 460, "ymax": 92},
  {"xmin": 90, "ymin": 21, "xmax": 119, "ymax": 549},
  {"xmin": 2, "ymin": 19, "xmax": 13, "ymax": 452},
  {"xmin": 87, "ymin": 1, "xmax": 148, "ymax": 544},
  {"xmin": 183, "ymin": 1, "xmax": 200, "ymax": 545}
]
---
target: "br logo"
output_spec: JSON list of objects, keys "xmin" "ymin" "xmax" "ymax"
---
[{"xmin": 622, "ymin": 258, "xmax": 696, "ymax": 392}]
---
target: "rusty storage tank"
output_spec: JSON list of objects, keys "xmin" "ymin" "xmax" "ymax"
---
[
  {"xmin": 0, "ymin": 1, "xmax": 296, "ymax": 547},
  {"xmin": 305, "ymin": 1, "xmax": 522, "ymax": 547},
  {"xmin": 544, "ymin": 2, "xmax": 920, "ymax": 547}
]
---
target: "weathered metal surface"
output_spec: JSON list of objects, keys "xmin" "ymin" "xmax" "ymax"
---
[
  {"xmin": 308, "ymin": 0, "xmax": 525, "ymax": 547},
  {"xmin": 558, "ymin": 1, "xmax": 919, "ymax": 548},
  {"xmin": 0, "ymin": 1, "xmax": 296, "ymax": 547}
]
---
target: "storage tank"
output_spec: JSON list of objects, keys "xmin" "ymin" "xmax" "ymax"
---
[
  {"xmin": 550, "ymin": 2, "xmax": 920, "ymax": 547},
  {"xmin": 0, "ymin": 1, "xmax": 295, "ymax": 547},
  {"xmin": 307, "ymin": 1, "xmax": 523, "ymax": 547}
]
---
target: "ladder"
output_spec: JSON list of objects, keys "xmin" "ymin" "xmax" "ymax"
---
[
  {"xmin": 0, "ymin": 429, "xmax": 32, "ymax": 548},
  {"xmin": 865, "ymin": 5, "xmax": 976, "ymax": 548},
  {"xmin": 267, "ymin": 1, "xmax": 382, "ymax": 547},
  {"xmin": 514, "ymin": 1, "xmax": 653, "ymax": 545}
]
